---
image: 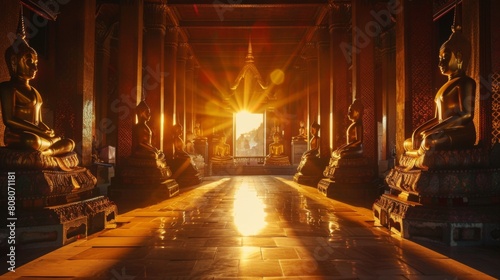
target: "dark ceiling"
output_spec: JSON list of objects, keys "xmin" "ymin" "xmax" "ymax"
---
[
  {"xmin": 168, "ymin": 0, "xmax": 330, "ymax": 82},
  {"xmin": 93, "ymin": 0, "xmax": 457, "ymax": 87}
]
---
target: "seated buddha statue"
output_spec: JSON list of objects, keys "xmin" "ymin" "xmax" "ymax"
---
[
  {"xmin": 0, "ymin": 28, "xmax": 74, "ymax": 157},
  {"xmin": 185, "ymin": 131, "xmax": 196, "ymax": 155},
  {"xmin": 265, "ymin": 131, "xmax": 290, "ymax": 165},
  {"xmin": 332, "ymin": 99, "xmax": 363, "ymax": 159},
  {"xmin": 131, "ymin": 100, "xmax": 164, "ymax": 160},
  {"xmin": 212, "ymin": 133, "xmax": 233, "ymax": 162},
  {"xmin": 173, "ymin": 124, "xmax": 190, "ymax": 159},
  {"xmin": 403, "ymin": 23, "xmax": 476, "ymax": 157},
  {"xmin": 292, "ymin": 121, "xmax": 307, "ymax": 141},
  {"xmin": 193, "ymin": 122, "xmax": 206, "ymax": 140},
  {"xmin": 301, "ymin": 122, "xmax": 320, "ymax": 159},
  {"xmin": 296, "ymin": 121, "xmax": 322, "ymax": 175}
]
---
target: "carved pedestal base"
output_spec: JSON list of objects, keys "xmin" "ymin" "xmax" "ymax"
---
[
  {"xmin": 317, "ymin": 178, "xmax": 378, "ymax": 201},
  {"xmin": 10, "ymin": 196, "xmax": 117, "ymax": 248},
  {"xmin": 170, "ymin": 157, "xmax": 203, "ymax": 187},
  {"xmin": 110, "ymin": 156, "xmax": 179, "ymax": 204},
  {"xmin": 264, "ymin": 156, "xmax": 291, "ymax": 166},
  {"xmin": 373, "ymin": 194, "xmax": 500, "ymax": 246},
  {"xmin": 323, "ymin": 156, "xmax": 375, "ymax": 184},
  {"xmin": 374, "ymin": 148, "xmax": 500, "ymax": 246},
  {"xmin": 384, "ymin": 166, "xmax": 500, "ymax": 205},
  {"xmin": 0, "ymin": 148, "xmax": 117, "ymax": 248},
  {"xmin": 0, "ymin": 168, "xmax": 98, "ymax": 208},
  {"xmin": 318, "ymin": 156, "xmax": 378, "ymax": 201},
  {"xmin": 108, "ymin": 178, "xmax": 179, "ymax": 205},
  {"xmin": 293, "ymin": 173, "xmax": 323, "ymax": 187},
  {"xmin": 294, "ymin": 156, "xmax": 328, "ymax": 187}
]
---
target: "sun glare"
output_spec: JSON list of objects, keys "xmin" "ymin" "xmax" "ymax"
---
[
  {"xmin": 235, "ymin": 111, "xmax": 262, "ymax": 136},
  {"xmin": 233, "ymin": 183, "xmax": 267, "ymax": 236},
  {"xmin": 270, "ymin": 69, "xmax": 285, "ymax": 85}
]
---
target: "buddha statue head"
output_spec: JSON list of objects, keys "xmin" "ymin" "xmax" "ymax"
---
[
  {"xmin": 135, "ymin": 100, "xmax": 151, "ymax": 122},
  {"xmin": 5, "ymin": 12, "xmax": 38, "ymax": 80},
  {"xmin": 438, "ymin": 6, "xmax": 470, "ymax": 77},
  {"xmin": 348, "ymin": 99, "xmax": 364, "ymax": 121},
  {"xmin": 310, "ymin": 121, "xmax": 320, "ymax": 136}
]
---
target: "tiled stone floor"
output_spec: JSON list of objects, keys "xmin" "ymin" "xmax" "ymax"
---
[{"xmin": 2, "ymin": 175, "xmax": 500, "ymax": 279}]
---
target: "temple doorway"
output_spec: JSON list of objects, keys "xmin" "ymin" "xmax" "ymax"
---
[{"xmin": 234, "ymin": 111, "xmax": 265, "ymax": 157}]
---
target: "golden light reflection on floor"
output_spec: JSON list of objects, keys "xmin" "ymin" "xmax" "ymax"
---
[{"xmin": 233, "ymin": 183, "xmax": 267, "ymax": 236}]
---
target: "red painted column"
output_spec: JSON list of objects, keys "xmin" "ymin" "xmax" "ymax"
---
[
  {"xmin": 303, "ymin": 43, "xmax": 318, "ymax": 149},
  {"xmin": 394, "ymin": 0, "xmax": 433, "ymax": 158},
  {"xmin": 94, "ymin": 16, "xmax": 113, "ymax": 151},
  {"xmin": 351, "ymin": 0, "xmax": 378, "ymax": 166},
  {"xmin": 163, "ymin": 26, "xmax": 178, "ymax": 158},
  {"xmin": 176, "ymin": 42, "xmax": 188, "ymax": 136},
  {"xmin": 329, "ymin": 3, "xmax": 351, "ymax": 150},
  {"xmin": 185, "ymin": 56, "xmax": 195, "ymax": 134},
  {"xmin": 317, "ymin": 25, "xmax": 331, "ymax": 158},
  {"xmin": 53, "ymin": 0, "xmax": 96, "ymax": 166},
  {"xmin": 114, "ymin": 0, "xmax": 143, "ymax": 163}
]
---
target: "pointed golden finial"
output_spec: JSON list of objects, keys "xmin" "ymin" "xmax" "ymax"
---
[
  {"xmin": 451, "ymin": 0, "xmax": 462, "ymax": 33},
  {"xmin": 245, "ymin": 36, "xmax": 254, "ymax": 62},
  {"xmin": 17, "ymin": 5, "xmax": 26, "ymax": 39}
]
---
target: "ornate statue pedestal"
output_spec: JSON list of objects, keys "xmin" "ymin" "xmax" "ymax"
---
[
  {"xmin": 109, "ymin": 156, "xmax": 179, "ymax": 205},
  {"xmin": 318, "ymin": 156, "xmax": 377, "ymax": 200},
  {"xmin": 373, "ymin": 148, "xmax": 500, "ymax": 246},
  {"xmin": 291, "ymin": 139, "xmax": 307, "ymax": 165},
  {"xmin": 264, "ymin": 155, "xmax": 291, "ymax": 166},
  {"xmin": 0, "ymin": 149, "xmax": 117, "ymax": 248},
  {"xmin": 170, "ymin": 156, "xmax": 203, "ymax": 187},
  {"xmin": 293, "ymin": 156, "xmax": 328, "ymax": 187}
]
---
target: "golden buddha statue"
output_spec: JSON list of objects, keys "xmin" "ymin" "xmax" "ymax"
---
[
  {"xmin": 296, "ymin": 121, "xmax": 323, "ymax": 176},
  {"xmin": 301, "ymin": 122, "xmax": 320, "ymax": 159},
  {"xmin": 332, "ymin": 99, "xmax": 363, "ymax": 158},
  {"xmin": 0, "ymin": 24, "xmax": 74, "ymax": 157},
  {"xmin": 292, "ymin": 121, "xmax": 307, "ymax": 140},
  {"xmin": 265, "ymin": 131, "xmax": 290, "ymax": 165},
  {"xmin": 269, "ymin": 132, "xmax": 284, "ymax": 156},
  {"xmin": 212, "ymin": 133, "xmax": 232, "ymax": 161},
  {"xmin": 173, "ymin": 123, "xmax": 190, "ymax": 159},
  {"xmin": 193, "ymin": 121, "xmax": 206, "ymax": 140},
  {"xmin": 185, "ymin": 131, "xmax": 196, "ymax": 155},
  {"xmin": 131, "ymin": 100, "xmax": 164, "ymax": 159},
  {"xmin": 404, "ymin": 23, "xmax": 475, "ymax": 156}
]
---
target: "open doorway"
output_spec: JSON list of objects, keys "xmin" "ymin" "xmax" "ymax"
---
[{"xmin": 234, "ymin": 111, "xmax": 265, "ymax": 156}]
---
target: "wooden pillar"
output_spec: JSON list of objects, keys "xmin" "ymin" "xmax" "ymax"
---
[
  {"xmin": 395, "ymin": 0, "xmax": 433, "ymax": 159},
  {"xmin": 292, "ymin": 60, "xmax": 307, "ymax": 133},
  {"xmin": 351, "ymin": 0, "xmax": 378, "ymax": 165},
  {"xmin": 164, "ymin": 26, "xmax": 178, "ymax": 158},
  {"xmin": 94, "ymin": 18, "xmax": 113, "ymax": 150},
  {"xmin": 487, "ymin": 0, "xmax": 500, "ymax": 145},
  {"xmin": 53, "ymin": 0, "xmax": 96, "ymax": 166},
  {"xmin": 303, "ymin": 42, "xmax": 318, "ymax": 147},
  {"xmin": 114, "ymin": 0, "xmax": 143, "ymax": 163},
  {"xmin": 463, "ymin": 0, "xmax": 493, "ymax": 147},
  {"xmin": 329, "ymin": 3, "xmax": 351, "ymax": 149},
  {"xmin": 0, "ymin": 1, "xmax": 19, "ymax": 144},
  {"xmin": 376, "ymin": 26, "xmax": 396, "ymax": 165},
  {"xmin": 143, "ymin": 2, "xmax": 166, "ymax": 150},
  {"xmin": 176, "ymin": 42, "xmax": 188, "ymax": 136},
  {"xmin": 317, "ymin": 25, "xmax": 331, "ymax": 158},
  {"xmin": 185, "ymin": 56, "xmax": 195, "ymax": 134}
]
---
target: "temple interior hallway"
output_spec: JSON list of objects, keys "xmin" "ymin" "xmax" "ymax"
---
[{"xmin": 2, "ymin": 175, "xmax": 500, "ymax": 279}]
